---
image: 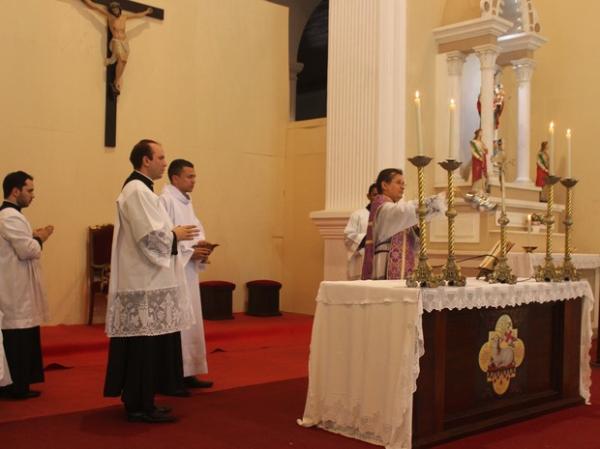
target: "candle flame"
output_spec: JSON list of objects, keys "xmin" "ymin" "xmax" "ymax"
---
[
  {"xmin": 415, "ymin": 91, "xmax": 420, "ymax": 100},
  {"xmin": 566, "ymin": 129, "xmax": 571, "ymax": 138},
  {"xmin": 549, "ymin": 121, "xmax": 554, "ymax": 132},
  {"xmin": 450, "ymin": 98, "xmax": 455, "ymax": 109}
]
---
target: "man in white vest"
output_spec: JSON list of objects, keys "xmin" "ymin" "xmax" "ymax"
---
[
  {"xmin": 160, "ymin": 159, "xmax": 214, "ymax": 390},
  {"xmin": 103, "ymin": 140, "xmax": 199, "ymax": 423},
  {"xmin": 0, "ymin": 171, "xmax": 53, "ymax": 399}
]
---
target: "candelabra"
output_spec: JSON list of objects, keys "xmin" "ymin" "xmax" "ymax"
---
[
  {"xmin": 559, "ymin": 178, "xmax": 579, "ymax": 281},
  {"xmin": 535, "ymin": 175, "xmax": 562, "ymax": 282},
  {"xmin": 407, "ymin": 156, "xmax": 440, "ymax": 288},
  {"xmin": 438, "ymin": 159, "xmax": 465, "ymax": 286},
  {"xmin": 487, "ymin": 164, "xmax": 516, "ymax": 284}
]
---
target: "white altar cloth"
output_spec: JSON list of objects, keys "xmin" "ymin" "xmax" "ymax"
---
[{"xmin": 299, "ymin": 279, "xmax": 594, "ymax": 449}]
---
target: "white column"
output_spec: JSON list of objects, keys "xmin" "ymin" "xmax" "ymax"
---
[
  {"xmin": 289, "ymin": 62, "xmax": 304, "ymax": 121},
  {"xmin": 446, "ymin": 51, "xmax": 466, "ymax": 160},
  {"xmin": 474, "ymin": 44, "xmax": 500, "ymax": 182},
  {"xmin": 311, "ymin": 0, "xmax": 407, "ymax": 280},
  {"xmin": 512, "ymin": 58, "xmax": 535, "ymax": 185}
]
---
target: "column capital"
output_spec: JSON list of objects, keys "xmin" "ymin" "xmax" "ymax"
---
[
  {"xmin": 473, "ymin": 44, "xmax": 501, "ymax": 70},
  {"xmin": 446, "ymin": 51, "xmax": 466, "ymax": 76},
  {"xmin": 511, "ymin": 58, "xmax": 536, "ymax": 84}
]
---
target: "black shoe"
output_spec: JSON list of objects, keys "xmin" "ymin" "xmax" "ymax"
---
[
  {"xmin": 127, "ymin": 411, "xmax": 176, "ymax": 423},
  {"xmin": 184, "ymin": 377, "xmax": 214, "ymax": 389},
  {"xmin": 162, "ymin": 389, "xmax": 191, "ymax": 397},
  {"xmin": 2, "ymin": 390, "xmax": 41, "ymax": 400}
]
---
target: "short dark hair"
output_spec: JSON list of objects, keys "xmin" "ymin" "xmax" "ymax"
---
[
  {"xmin": 368, "ymin": 183, "xmax": 378, "ymax": 195},
  {"xmin": 3, "ymin": 171, "xmax": 33, "ymax": 199},
  {"xmin": 129, "ymin": 139, "xmax": 158, "ymax": 169},
  {"xmin": 168, "ymin": 159, "xmax": 194, "ymax": 181},
  {"xmin": 375, "ymin": 168, "xmax": 403, "ymax": 194}
]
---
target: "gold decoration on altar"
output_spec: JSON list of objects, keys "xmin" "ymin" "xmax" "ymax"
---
[{"xmin": 478, "ymin": 315, "xmax": 525, "ymax": 395}]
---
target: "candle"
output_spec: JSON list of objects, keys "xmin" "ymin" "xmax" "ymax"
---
[
  {"xmin": 449, "ymin": 99, "xmax": 455, "ymax": 159},
  {"xmin": 566, "ymin": 129, "xmax": 572, "ymax": 178},
  {"xmin": 415, "ymin": 91, "xmax": 423, "ymax": 156},
  {"xmin": 548, "ymin": 121, "xmax": 555, "ymax": 174}
]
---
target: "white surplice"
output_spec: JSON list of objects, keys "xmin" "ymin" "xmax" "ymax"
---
[
  {"xmin": 160, "ymin": 184, "xmax": 208, "ymax": 376},
  {"xmin": 0, "ymin": 207, "xmax": 49, "ymax": 329},
  {"xmin": 372, "ymin": 196, "xmax": 446, "ymax": 280},
  {"xmin": 343, "ymin": 207, "xmax": 369, "ymax": 280},
  {"xmin": 105, "ymin": 180, "xmax": 193, "ymax": 338},
  {"xmin": 0, "ymin": 311, "xmax": 12, "ymax": 387}
]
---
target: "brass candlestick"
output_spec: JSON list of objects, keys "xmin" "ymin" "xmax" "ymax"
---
[
  {"xmin": 407, "ymin": 155, "xmax": 440, "ymax": 288},
  {"xmin": 439, "ymin": 159, "xmax": 466, "ymax": 286},
  {"xmin": 535, "ymin": 175, "xmax": 562, "ymax": 282},
  {"xmin": 488, "ymin": 162, "xmax": 516, "ymax": 284},
  {"xmin": 559, "ymin": 178, "xmax": 579, "ymax": 281}
]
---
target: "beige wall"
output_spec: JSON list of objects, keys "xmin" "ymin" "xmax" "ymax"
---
[
  {"xmin": 281, "ymin": 119, "xmax": 326, "ymax": 315},
  {"xmin": 1, "ymin": 0, "xmax": 289, "ymax": 323}
]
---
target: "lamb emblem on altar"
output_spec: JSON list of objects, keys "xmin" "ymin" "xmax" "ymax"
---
[{"xmin": 478, "ymin": 314, "xmax": 525, "ymax": 395}]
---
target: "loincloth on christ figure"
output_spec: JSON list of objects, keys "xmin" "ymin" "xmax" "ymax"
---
[{"xmin": 106, "ymin": 38, "xmax": 130, "ymax": 65}]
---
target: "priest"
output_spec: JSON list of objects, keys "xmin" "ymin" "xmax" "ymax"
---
[
  {"xmin": 160, "ymin": 159, "xmax": 214, "ymax": 391},
  {"xmin": 361, "ymin": 168, "xmax": 445, "ymax": 280},
  {"xmin": 0, "ymin": 171, "xmax": 54, "ymax": 399},
  {"xmin": 103, "ymin": 140, "xmax": 199, "ymax": 423}
]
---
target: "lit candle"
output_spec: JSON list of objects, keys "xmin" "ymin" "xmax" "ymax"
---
[
  {"xmin": 548, "ymin": 121, "xmax": 555, "ymax": 174},
  {"xmin": 566, "ymin": 129, "xmax": 572, "ymax": 178},
  {"xmin": 448, "ymin": 98, "xmax": 455, "ymax": 159},
  {"xmin": 415, "ymin": 91, "xmax": 424, "ymax": 156}
]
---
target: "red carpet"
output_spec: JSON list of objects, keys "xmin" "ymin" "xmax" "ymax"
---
[
  {"xmin": 1, "ymin": 314, "xmax": 600, "ymax": 449},
  {"xmin": 0, "ymin": 313, "xmax": 312, "ymax": 423}
]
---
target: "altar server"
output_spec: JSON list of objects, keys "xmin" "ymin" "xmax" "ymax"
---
[
  {"xmin": 160, "ymin": 159, "xmax": 214, "ymax": 390},
  {"xmin": 361, "ymin": 168, "xmax": 446, "ymax": 280},
  {"xmin": 343, "ymin": 183, "xmax": 378, "ymax": 280},
  {"xmin": 0, "ymin": 171, "xmax": 53, "ymax": 399},
  {"xmin": 103, "ymin": 140, "xmax": 198, "ymax": 423}
]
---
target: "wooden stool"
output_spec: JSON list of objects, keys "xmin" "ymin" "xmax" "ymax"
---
[
  {"xmin": 199, "ymin": 281, "xmax": 235, "ymax": 320},
  {"xmin": 245, "ymin": 280, "xmax": 282, "ymax": 317}
]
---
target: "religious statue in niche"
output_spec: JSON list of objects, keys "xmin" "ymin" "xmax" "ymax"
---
[
  {"xmin": 535, "ymin": 141, "xmax": 550, "ymax": 202},
  {"xmin": 81, "ymin": 0, "xmax": 154, "ymax": 95},
  {"xmin": 462, "ymin": 129, "xmax": 495, "ymax": 211},
  {"xmin": 493, "ymin": 83, "xmax": 505, "ymax": 131}
]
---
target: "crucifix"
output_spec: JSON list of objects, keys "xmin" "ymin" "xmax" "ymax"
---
[{"xmin": 80, "ymin": 0, "xmax": 164, "ymax": 147}]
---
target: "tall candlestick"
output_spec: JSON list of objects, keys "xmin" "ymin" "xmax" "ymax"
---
[
  {"xmin": 549, "ymin": 121, "xmax": 555, "ymax": 174},
  {"xmin": 415, "ymin": 91, "xmax": 424, "ymax": 156},
  {"xmin": 566, "ymin": 129, "xmax": 572, "ymax": 178},
  {"xmin": 449, "ymin": 99, "xmax": 455, "ymax": 159}
]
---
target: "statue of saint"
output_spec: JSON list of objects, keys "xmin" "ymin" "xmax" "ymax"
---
[
  {"xmin": 535, "ymin": 141, "xmax": 550, "ymax": 202},
  {"xmin": 81, "ymin": 0, "xmax": 154, "ymax": 95},
  {"xmin": 469, "ymin": 128, "xmax": 489, "ymax": 195},
  {"xmin": 493, "ymin": 84, "xmax": 505, "ymax": 130},
  {"xmin": 461, "ymin": 129, "xmax": 495, "ymax": 211}
]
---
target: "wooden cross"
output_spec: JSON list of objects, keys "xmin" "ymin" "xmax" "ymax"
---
[{"xmin": 88, "ymin": 0, "xmax": 164, "ymax": 147}]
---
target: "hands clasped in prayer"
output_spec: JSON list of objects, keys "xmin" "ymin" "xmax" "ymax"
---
[{"xmin": 33, "ymin": 225, "xmax": 54, "ymax": 243}]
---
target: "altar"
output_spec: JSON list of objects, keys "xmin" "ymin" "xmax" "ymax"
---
[{"xmin": 299, "ymin": 279, "xmax": 593, "ymax": 449}]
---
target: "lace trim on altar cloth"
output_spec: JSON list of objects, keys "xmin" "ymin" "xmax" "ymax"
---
[
  {"xmin": 106, "ymin": 286, "xmax": 192, "ymax": 337},
  {"xmin": 298, "ymin": 396, "xmax": 412, "ymax": 449}
]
